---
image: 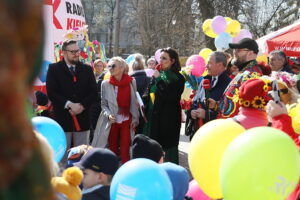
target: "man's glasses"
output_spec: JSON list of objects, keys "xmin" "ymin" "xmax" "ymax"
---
[
  {"xmin": 65, "ymin": 49, "xmax": 80, "ymax": 54},
  {"xmin": 107, "ymin": 64, "xmax": 116, "ymax": 69}
]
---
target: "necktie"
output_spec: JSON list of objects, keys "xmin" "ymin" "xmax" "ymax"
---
[
  {"xmin": 211, "ymin": 77, "xmax": 216, "ymax": 88},
  {"xmin": 70, "ymin": 66, "xmax": 75, "ymax": 76},
  {"xmin": 70, "ymin": 66, "xmax": 77, "ymax": 82}
]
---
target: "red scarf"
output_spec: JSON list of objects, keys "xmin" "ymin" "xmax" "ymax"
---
[{"xmin": 109, "ymin": 74, "xmax": 133, "ymax": 115}]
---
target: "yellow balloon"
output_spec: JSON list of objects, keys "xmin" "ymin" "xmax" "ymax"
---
[
  {"xmin": 202, "ymin": 69, "xmax": 208, "ymax": 76},
  {"xmin": 225, "ymin": 17, "xmax": 232, "ymax": 22},
  {"xmin": 225, "ymin": 20, "xmax": 241, "ymax": 37},
  {"xmin": 202, "ymin": 19, "xmax": 217, "ymax": 38},
  {"xmin": 188, "ymin": 119, "xmax": 245, "ymax": 199},
  {"xmin": 103, "ymin": 71, "xmax": 111, "ymax": 80},
  {"xmin": 199, "ymin": 48, "xmax": 213, "ymax": 63},
  {"xmin": 256, "ymin": 54, "xmax": 268, "ymax": 63},
  {"xmin": 287, "ymin": 101, "xmax": 300, "ymax": 134}
]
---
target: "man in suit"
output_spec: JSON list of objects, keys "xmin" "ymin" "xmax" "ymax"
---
[
  {"xmin": 188, "ymin": 51, "xmax": 231, "ymax": 137},
  {"xmin": 46, "ymin": 40, "xmax": 97, "ymax": 163}
]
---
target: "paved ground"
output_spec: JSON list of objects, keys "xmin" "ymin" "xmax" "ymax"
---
[{"xmin": 178, "ymin": 123, "xmax": 191, "ymax": 175}]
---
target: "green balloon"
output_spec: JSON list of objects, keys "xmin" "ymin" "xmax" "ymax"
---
[{"xmin": 220, "ymin": 127, "xmax": 300, "ymax": 200}]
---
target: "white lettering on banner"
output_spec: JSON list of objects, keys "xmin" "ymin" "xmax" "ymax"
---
[{"xmin": 274, "ymin": 46, "xmax": 300, "ymax": 52}]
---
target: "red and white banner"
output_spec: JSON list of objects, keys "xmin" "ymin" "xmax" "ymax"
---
[
  {"xmin": 36, "ymin": 0, "xmax": 86, "ymax": 86},
  {"xmin": 44, "ymin": 0, "xmax": 86, "ymax": 43},
  {"xmin": 257, "ymin": 20, "xmax": 300, "ymax": 57}
]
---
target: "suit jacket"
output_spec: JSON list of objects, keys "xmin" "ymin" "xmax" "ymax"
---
[
  {"xmin": 191, "ymin": 70, "xmax": 231, "ymax": 122},
  {"xmin": 46, "ymin": 60, "xmax": 97, "ymax": 132}
]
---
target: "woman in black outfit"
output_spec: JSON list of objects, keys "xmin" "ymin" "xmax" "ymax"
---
[{"xmin": 143, "ymin": 48, "xmax": 185, "ymax": 164}]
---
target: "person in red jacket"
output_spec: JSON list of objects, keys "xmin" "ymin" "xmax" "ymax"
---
[
  {"xmin": 266, "ymin": 100, "xmax": 300, "ymax": 150},
  {"xmin": 266, "ymin": 100, "xmax": 300, "ymax": 200}
]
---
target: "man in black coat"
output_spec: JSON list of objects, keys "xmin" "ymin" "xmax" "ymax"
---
[
  {"xmin": 46, "ymin": 40, "xmax": 97, "ymax": 163},
  {"xmin": 187, "ymin": 51, "xmax": 231, "ymax": 138}
]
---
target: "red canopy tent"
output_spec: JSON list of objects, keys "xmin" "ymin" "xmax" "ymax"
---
[{"xmin": 257, "ymin": 21, "xmax": 300, "ymax": 57}]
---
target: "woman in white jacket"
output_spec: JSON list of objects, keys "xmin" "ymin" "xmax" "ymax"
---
[{"xmin": 92, "ymin": 57, "xmax": 139, "ymax": 163}]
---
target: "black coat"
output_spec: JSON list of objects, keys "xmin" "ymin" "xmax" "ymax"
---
[
  {"xmin": 149, "ymin": 71, "xmax": 185, "ymax": 149},
  {"xmin": 46, "ymin": 60, "xmax": 97, "ymax": 132},
  {"xmin": 130, "ymin": 70, "xmax": 151, "ymax": 97},
  {"xmin": 82, "ymin": 185, "xmax": 110, "ymax": 200}
]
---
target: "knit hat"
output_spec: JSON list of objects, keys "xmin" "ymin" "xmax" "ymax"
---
[
  {"xmin": 160, "ymin": 162, "xmax": 190, "ymax": 200},
  {"xmin": 74, "ymin": 148, "xmax": 119, "ymax": 175},
  {"xmin": 234, "ymin": 78, "xmax": 271, "ymax": 109},
  {"xmin": 51, "ymin": 167, "xmax": 83, "ymax": 200},
  {"xmin": 132, "ymin": 134, "xmax": 164, "ymax": 163}
]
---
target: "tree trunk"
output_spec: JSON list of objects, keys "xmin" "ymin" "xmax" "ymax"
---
[{"xmin": 113, "ymin": 0, "xmax": 121, "ymax": 56}]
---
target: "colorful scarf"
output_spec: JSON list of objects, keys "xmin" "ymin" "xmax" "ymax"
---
[{"xmin": 109, "ymin": 74, "xmax": 133, "ymax": 115}]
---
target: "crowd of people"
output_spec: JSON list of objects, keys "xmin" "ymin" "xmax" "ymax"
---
[{"xmin": 31, "ymin": 38, "xmax": 300, "ymax": 200}]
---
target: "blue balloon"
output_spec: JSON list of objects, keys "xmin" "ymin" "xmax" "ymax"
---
[
  {"xmin": 214, "ymin": 32, "xmax": 233, "ymax": 50},
  {"xmin": 110, "ymin": 158, "xmax": 173, "ymax": 200},
  {"xmin": 126, "ymin": 54, "xmax": 135, "ymax": 64},
  {"xmin": 39, "ymin": 60, "xmax": 51, "ymax": 82},
  {"xmin": 32, "ymin": 116, "xmax": 67, "ymax": 162},
  {"xmin": 160, "ymin": 162, "xmax": 190, "ymax": 200}
]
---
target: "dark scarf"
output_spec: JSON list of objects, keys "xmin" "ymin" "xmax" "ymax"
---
[{"xmin": 109, "ymin": 74, "xmax": 133, "ymax": 115}]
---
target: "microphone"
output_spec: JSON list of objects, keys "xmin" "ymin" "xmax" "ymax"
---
[
  {"xmin": 202, "ymin": 79, "xmax": 211, "ymax": 90},
  {"xmin": 202, "ymin": 79, "xmax": 211, "ymax": 120}
]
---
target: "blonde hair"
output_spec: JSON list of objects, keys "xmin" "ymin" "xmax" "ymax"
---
[
  {"xmin": 130, "ymin": 53, "xmax": 145, "ymax": 71},
  {"xmin": 109, "ymin": 56, "xmax": 127, "ymax": 70},
  {"xmin": 94, "ymin": 59, "xmax": 106, "ymax": 68}
]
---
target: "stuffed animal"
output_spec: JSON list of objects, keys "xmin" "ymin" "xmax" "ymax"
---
[{"xmin": 51, "ymin": 167, "xmax": 83, "ymax": 200}]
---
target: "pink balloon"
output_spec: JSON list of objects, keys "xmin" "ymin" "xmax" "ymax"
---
[
  {"xmin": 155, "ymin": 49, "xmax": 162, "ymax": 63},
  {"xmin": 186, "ymin": 180, "xmax": 210, "ymax": 200},
  {"xmin": 144, "ymin": 68, "xmax": 155, "ymax": 77},
  {"xmin": 211, "ymin": 16, "xmax": 227, "ymax": 34},
  {"xmin": 232, "ymin": 29, "xmax": 253, "ymax": 43},
  {"xmin": 186, "ymin": 55, "xmax": 205, "ymax": 77}
]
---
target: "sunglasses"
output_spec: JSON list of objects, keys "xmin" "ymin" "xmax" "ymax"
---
[
  {"xmin": 108, "ymin": 64, "xmax": 116, "ymax": 69},
  {"xmin": 279, "ymin": 88, "xmax": 288, "ymax": 94},
  {"xmin": 66, "ymin": 49, "xmax": 80, "ymax": 54}
]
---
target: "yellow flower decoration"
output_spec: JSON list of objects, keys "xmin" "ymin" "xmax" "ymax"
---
[
  {"xmin": 263, "ymin": 84, "xmax": 269, "ymax": 92},
  {"xmin": 239, "ymin": 99, "xmax": 243, "ymax": 105},
  {"xmin": 251, "ymin": 96, "xmax": 266, "ymax": 109},
  {"xmin": 243, "ymin": 100, "xmax": 251, "ymax": 107},
  {"xmin": 232, "ymin": 89, "xmax": 240, "ymax": 102}
]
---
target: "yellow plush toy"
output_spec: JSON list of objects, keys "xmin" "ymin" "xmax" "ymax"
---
[{"xmin": 51, "ymin": 167, "xmax": 83, "ymax": 200}]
